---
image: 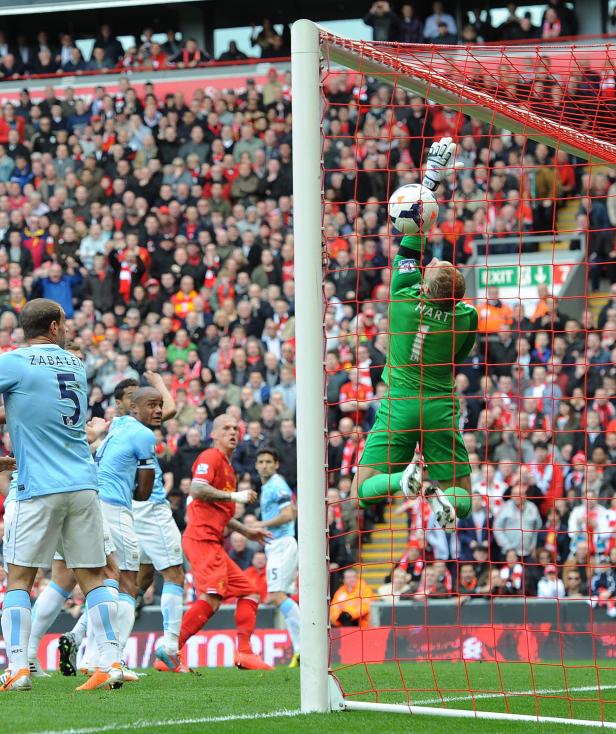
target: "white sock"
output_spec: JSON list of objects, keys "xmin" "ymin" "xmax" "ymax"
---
[
  {"xmin": 1, "ymin": 589, "xmax": 32, "ymax": 672},
  {"xmin": 279, "ymin": 597, "xmax": 301, "ymax": 654},
  {"xmin": 85, "ymin": 586, "xmax": 119, "ymax": 670},
  {"xmin": 161, "ymin": 582, "xmax": 184, "ymax": 655},
  {"xmin": 117, "ymin": 592, "xmax": 136, "ymax": 658},
  {"xmin": 28, "ymin": 581, "xmax": 70, "ymax": 661},
  {"xmin": 84, "ymin": 613, "xmax": 98, "ymax": 668},
  {"xmin": 71, "ymin": 611, "xmax": 88, "ymax": 647}
]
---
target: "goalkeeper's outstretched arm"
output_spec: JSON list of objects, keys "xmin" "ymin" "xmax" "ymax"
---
[
  {"xmin": 391, "ymin": 235, "xmax": 424, "ymax": 297},
  {"xmin": 422, "ymin": 137, "xmax": 457, "ymax": 195},
  {"xmin": 391, "ymin": 137, "xmax": 457, "ymax": 297}
]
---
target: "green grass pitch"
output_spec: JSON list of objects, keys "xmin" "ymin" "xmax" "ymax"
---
[{"xmin": 2, "ymin": 662, "xmax": 616, "ymax": 734}]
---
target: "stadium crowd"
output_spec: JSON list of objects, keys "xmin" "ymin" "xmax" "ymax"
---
[
  {"xmin": 0, "ymin": 2, "xmax": 583, "ymax": 86},
  {"xmin": 0, "ymin": 10, "xmax": 612, "ymax": 633},
  {"xmin": 363, "ymin": 0, "xmax": 579, "ymax": 44},
  {"xmin": 321, "ymin": 69, "xmax": 616, "ymax": 624},
  {"xmin": 0, "ymin": 20, "xmax": 291, "ymax": 82}
]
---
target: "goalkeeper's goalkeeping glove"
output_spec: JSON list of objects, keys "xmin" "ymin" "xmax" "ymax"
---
[{"xmin": 422, "ymin": 136, "xmax": 457, "ymax": 193}]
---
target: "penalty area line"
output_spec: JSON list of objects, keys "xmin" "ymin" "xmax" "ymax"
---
[{"xmin": 29, "ymin": 709, "xmax": 302, "ymax": 734}]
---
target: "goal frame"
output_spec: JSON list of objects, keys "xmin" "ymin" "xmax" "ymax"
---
[{"xmin": 291, "ymin": 18, "xmax": 616, "ymax": 727}]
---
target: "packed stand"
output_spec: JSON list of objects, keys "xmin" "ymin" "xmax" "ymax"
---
[
  {"xmin": 0, "ymin": 21, "xmax": 291, "ymax": 83},
  {"xmin": 321, "ymin": 68, "xmax": 616, "ymax": 623},
  {"xmin": 0, "ymin": 72, "xmax": 298, "ymax": 609}
]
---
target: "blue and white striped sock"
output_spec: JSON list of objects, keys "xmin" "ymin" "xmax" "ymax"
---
[
  {"xmin": 104, "ymin": 578, "xmax": 120, "ymax": 637},
  {"xmin": 85, "ymin": 586, "xmax": 119, "ymax": 671},
  {"xmin": 161, "ymin": 582, "xmax": 184, "ymax": 655},
  {"xmin": 28, "ymin": 581, "xmax": 70, "ymax": 661},
  {"xmin": 1, "ymin": 589, "xmax": 31, "ymax": 672},
  {"xmin": 81, "ymin": 578, "xmax": 120, "ymax": 664}
]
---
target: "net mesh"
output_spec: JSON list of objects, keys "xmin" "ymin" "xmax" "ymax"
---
[{"xmin": 321, "ymin": 36, "xmax": 616, "ymax": 723}]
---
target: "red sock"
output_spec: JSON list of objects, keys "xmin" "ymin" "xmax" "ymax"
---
[
  {"xmin": 235, "ymin": 597, "xmax": 258, "ymax": 654},
  {"xmin": 178, "ymin": 599, "xmax": 214, "ymax": 650}
]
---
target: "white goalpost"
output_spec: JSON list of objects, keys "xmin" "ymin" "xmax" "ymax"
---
[
  {"xmin": 292, "ymin": 17, "xmax": 330, "ymax": 716},
  {"xmin": 292, "ymin": 17, "xmax": 616, "ymax": 727}
]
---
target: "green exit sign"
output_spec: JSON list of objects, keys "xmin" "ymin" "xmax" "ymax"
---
[{"xmin": 478, "ymin": 265, "xmax": 552, "ymax": 288}]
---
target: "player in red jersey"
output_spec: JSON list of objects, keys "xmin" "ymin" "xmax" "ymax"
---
[{"xmin": 176, "ymin": 414, "xmax": 274, "ymax": 670}]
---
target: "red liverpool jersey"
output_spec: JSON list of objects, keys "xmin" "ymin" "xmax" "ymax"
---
[{"xmin": 185, "ymin": 447, "xmax": 237, "ymax": 543}]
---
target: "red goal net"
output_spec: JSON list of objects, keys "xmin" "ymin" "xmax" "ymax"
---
[{"xmin": 321, "ymin": 36, "xmax": 616, "ymax": 726}]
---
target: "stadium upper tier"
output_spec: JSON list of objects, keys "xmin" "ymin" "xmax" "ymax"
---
[{"xmin": 0, "ymin": 31, "xmax": 613, "ymax": 87}]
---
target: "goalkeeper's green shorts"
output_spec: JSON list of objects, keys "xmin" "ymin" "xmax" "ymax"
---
[{"xmin": 358, "ymin": 389, "xmax": 471, "ymax": 483}]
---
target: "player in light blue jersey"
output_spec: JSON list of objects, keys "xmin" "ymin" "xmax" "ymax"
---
[
  {"xmin": 106, "ymin": 374, "xmax": 187, "ymax": 673},
  {"xmin": 130, "ymin": 390, "xmax": 187, "ymax": 674},
  {"xmin": 24, "ymin": 413, "xmax": 119, "ymax": 680},
  {"xmin": 0, "ymin": 299, "xmax": 121, "ymax": 691},
  {"xmin": 93, "ymin": 386, "xmax": 158, "ymax": 668},
  {"xmin": 58, "ymin": 374, "xmax": 180, "ymax": 675},
  {"xmin": 0, "ymin": 388, "xmax": 121, "ymax": 681},
  {"xmin": 255, "ymin": 447, "xmax": 300, "ymax": 667}
]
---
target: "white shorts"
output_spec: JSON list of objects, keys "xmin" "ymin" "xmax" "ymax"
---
[
  {"xmin": 52, "ymin": 500, "xmax": 116, "ymax": 563},
  {"xmin": 2, "ymin": 500, "xmax": 15, "ymax": 570},
  {"xmin": 100, "ymin": 501, "xmax": 140, "ymax": 572},
  {"xmin": 5, "ymin": 490, "xmax": 107, "ymax": 569},
  {"xmin": 133, "ymin": 500, "xmax": 183, "ymax": 571},
  {"xmin": 265, "ymin": 535, "xmax": 298, "ymax": 594}
]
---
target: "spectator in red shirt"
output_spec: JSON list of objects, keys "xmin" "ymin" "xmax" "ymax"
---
[
  {"xmin": 339, "ymin": 367, "xmax": 374, "ymax": 427},
  {"xmin": 354, "ymin": 303, "xmax": 379, "ymax": 343},
  {"xmin": 147, "ymin": 42, "xmax": 168, "ymax": 70},
  {"xmin": 591, "ymin": 388, "xmax": 616, "ymax": 430},
  {"xmin": 0, "ymin": 104, "xmax": 25, "ymax": 144},
  {"xmin": 555, "ymin": 150, "xmax": 575, "ymax": 196},
  {"xmin": 171, "ymin": 275, "xmax": 198, "ymax": 319},
  {"xmin": 440, "ymin": 206, "xmax": 465, "ymax": 246}
]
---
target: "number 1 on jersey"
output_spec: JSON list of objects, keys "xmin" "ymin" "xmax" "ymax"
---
[{"xmin": 410, "ymin": 324, "xmax": 430, "ymax": 363}]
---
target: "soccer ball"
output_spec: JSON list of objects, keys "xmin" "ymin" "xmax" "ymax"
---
[{"xmin": 388, "ymin": 183, "xmax": 439, "ymax": 235}]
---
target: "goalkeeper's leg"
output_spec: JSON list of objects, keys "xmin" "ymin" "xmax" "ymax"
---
[
  {"xmin": 352, "ymin": 467, "xmax": 405, "ymax": 508},
  {"xmin": 421, "ymin": 398, "xmax": 473, "ymax": 528},
  {"xmin": 352, "ymin": 454, "xmax": 423, "ymax": 508},
  {"xmin": 351, "ymin": 395, "xmax": 421, "ymax": 507},
  {"xmin": 424, "ymin": 475, "xmax": 472, "ymax": 529}
]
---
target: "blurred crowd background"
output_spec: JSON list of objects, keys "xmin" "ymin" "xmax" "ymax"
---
[{"xmin": 0, "ymin": 4, "xmax": 612, "ymax": 630}]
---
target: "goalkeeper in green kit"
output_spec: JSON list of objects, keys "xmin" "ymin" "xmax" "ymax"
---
[{"xmin": 352, "ymin": 138, "xmax": 477, "ymax": 527}]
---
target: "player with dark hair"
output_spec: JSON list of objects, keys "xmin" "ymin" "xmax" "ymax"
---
[
  {"xmin": 128, "ymin": 389, "xmax": 186, "ymax": 675},
  {"xmin": 255, "ymin": 447, "xmax": 300, "ymax": 667},
  {"xmin": 57, "ymin": 375, "xmax": 176, "ymax": 676}
]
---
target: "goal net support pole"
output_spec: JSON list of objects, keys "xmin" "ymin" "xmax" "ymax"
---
[{"xmin": 292, "ymin": 18, "xmax": 330, "ymax": 715}]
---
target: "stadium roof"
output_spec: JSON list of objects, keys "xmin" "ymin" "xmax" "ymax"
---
[{"xmin": 0, "ymin": 0, "xmax": 203, "ymax": 14}]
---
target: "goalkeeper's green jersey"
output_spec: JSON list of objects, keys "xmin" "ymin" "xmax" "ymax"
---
[{"xmin": 381, "ymin": 235, "xmax": 478, "ymax": 394}]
